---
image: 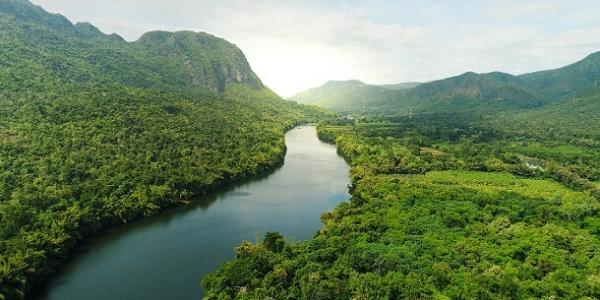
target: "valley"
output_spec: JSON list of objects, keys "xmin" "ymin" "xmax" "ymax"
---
[
  {"xmin": 1, "ymin": 1, "xmax": 600, "ymax": 300},
  {"xmin": 0, "ymin": 1, "xmax": 326, "ymax": 298}
]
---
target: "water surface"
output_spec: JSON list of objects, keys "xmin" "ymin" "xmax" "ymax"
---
[{"xmin": 37, "ymin": 125, "xmax": 349, "ymax": 300}]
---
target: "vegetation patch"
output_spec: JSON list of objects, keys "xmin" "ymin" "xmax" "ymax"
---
[
  {"xmin": 204, "ymin": 171, "xmax": 600, "ymax": 299},
  {"xmin": 419, "ymin": 147, "xmax": 445, "ymax": 157},
  {"xmin": 206, "ymin": 108, "xmax": 600, "ymax": 299},
  {"xmin": 0, "ymin": 2, "xmax": 329, "ymax": 298}
]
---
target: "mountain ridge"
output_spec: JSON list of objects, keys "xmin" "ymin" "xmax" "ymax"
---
[
  {"xmin": 293, "ymin": 52, "xmax": 600, "ymax": 114},
  {"xmin": 290, "ymin": 80, "xmax": 388, "ymax": 110},
  {"xmin": 0, "ymin": 0, "xmax": 263, "ymax": 93}
]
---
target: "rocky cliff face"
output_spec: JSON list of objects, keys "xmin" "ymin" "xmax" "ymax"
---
[{"xmin": 134, "ymin": 31, "xmax": 263, "ymax": 92}]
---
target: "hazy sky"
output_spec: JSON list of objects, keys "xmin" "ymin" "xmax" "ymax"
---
[{"xmin": 31, "ymin": 0, "xmax": 600, "ymax": 97}]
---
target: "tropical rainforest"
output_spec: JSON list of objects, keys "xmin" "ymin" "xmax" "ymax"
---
[
  {"xmin": 203, "ymin": 47, "xmax": 600, "ymax": 300},
  {"xmin": 0, "ymin": 1, "xmax": 326, "ymax": 299},
  {"xmin": 2, "ymin": 0, "xmax": 600, "ymax": 300}
]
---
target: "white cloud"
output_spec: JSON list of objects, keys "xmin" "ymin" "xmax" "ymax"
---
[
  {"xmin": 29, "ymin": 0, "xmax": 600, "ymax": 96},
  {"xmin": 487, "ymin": 0, "xmax": 562, "ymax": 19}
]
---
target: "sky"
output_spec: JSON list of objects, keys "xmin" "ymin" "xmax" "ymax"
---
[{"xmin": 31, "ymin": 0, "xmax": 600, "ymax": 97}]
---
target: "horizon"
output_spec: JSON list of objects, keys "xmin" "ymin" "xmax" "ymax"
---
[{"xmin": 30, "ymin": 0, "xmax": 600, "ymax": 97}]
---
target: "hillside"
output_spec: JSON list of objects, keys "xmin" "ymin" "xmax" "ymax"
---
[
  {"xmin": 495, "ymin": 88, "xmax": 600, "ymax": 140},
  {"xmin": 293, "ymin": 53, "xmax": 600, "ymax": 114},
  {"xmin": 290, "ymin": 80, "xmax": 390, "ymax": 111},
  {"xmin": 380, "ymin": 82, "xmax": 421, "ymax": 90},
  {"xmin": 0, "ymin": 0, "xmax": 262, "ymax": 93},
  {"xmin": 520, "ymin": 51, "xmax": 600, "ymax": 101},
  {"xmin": 0, "ymin": 1, "xmax": 326, "ymax": 299},
  {"xmin": 388, "ymin": 71, "xmax": 542, "ymax": 114},
  {"xmin": 292, "ymin": 72, "xmax": 542, "ymax": 114}
]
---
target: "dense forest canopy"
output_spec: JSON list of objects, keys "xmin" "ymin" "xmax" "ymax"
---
[
  {"xmin": 2, "ymin": 0, "xmax": 600, "ymax": 299},
  {"xmin": 205, "ymin": 50, "xmax": 600, "ymax": 299},
  {"xmin": 0, "ymin": 1, "xmax": 327, "ymax": 299},
  {"xmin": 204, "ymin": 103, "xmax": 600, "ymax": 298}
]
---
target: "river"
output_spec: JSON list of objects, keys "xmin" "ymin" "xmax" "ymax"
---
[{"xmin": 36, "ymin": 125, "xmax": 350, "ymax": 300}]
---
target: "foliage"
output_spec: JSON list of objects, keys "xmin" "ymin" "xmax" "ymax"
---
[
  {"xmin": 0, "ymin": 1, "xmax": 329, "ymax": 298},
  {"xmin": 0, "ymin": 84, "xmax": 324, "ymax": 299},
  {"xmin": 205, "ymin": 105, "xmax": 600, "ymax": 299},
  {"xmin": 204, "ymin": 171, "xmax": 600, "ymax": 299},
  {"xmin": 494, "ymin": 89, "xmax": 600, "ymax": 142}
]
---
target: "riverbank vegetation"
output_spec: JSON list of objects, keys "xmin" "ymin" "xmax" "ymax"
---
[
  {"xmin": 0, "ymin": 1, "xmax": 328, "ymax": 298},
  {"xmin": 4, "ymin": 1, "xmax": 600, "ymax": 299},
  {"xmin": 0, "ymin": 83, "xmax": 325, "ymax": 299},
  {"xmin": 203, "ymin": 100, "xmax": 600, "ymax": 299}
]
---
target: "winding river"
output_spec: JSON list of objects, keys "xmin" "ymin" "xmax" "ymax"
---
[{"xmin": 36, "ymin": 125, "xmax": 350, "ymax": 300}]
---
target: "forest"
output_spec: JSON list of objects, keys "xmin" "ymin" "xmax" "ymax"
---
[
  {"xmin": 3, "ymin": 1, "xmax": 600, "ymax": 299},
  {"xmin": 203, "ymin": 94, "xmax": 600, "ymax": 299},
  {"xmin": 0, "ymin": 1, "xmax": 327, "ymax": 298},
  {"xmin": 0, "ymin": 82, "xmax": 327, "ymax": 299}
]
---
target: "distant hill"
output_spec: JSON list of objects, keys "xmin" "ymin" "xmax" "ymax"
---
[
  {"xmin": 385, "ymin": 71, "xmax": 543, "ymax": 114},
  {"xmin": 501, "ymin": 88, "xmax": 600, "ymax": 139},
  {"xmin": 293, "ymin": 52, "xmax": 600, "ymax": 114},
  {"xmin": 380, "ymin": 82, "xmax": 421, "ymax": 90},
  {"xmin": 133, "ymin": 30, "xmax": 263, "ymax": 91},
  {"xmin": 290, "ymin": 80, "xmax": 390, "ymax": 111},
  {"xmin": 519, "ymin": 51, "xmax": 600, "ymax": 101}
]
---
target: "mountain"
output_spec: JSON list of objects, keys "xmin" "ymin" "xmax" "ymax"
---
[
  {"xmin": 290, "ymin": 80, "xmax": 390, "ymax": 111},
  {"xmin": 387, "ymin": 71, "xmax": 543, "ymax": 113},
  {"xmin": 380, "ymin": 82, "xmax": 421, "ymax": 90},
  {"xmin": 0, "ymin": 0, "xmax": 262, "ymax": 93},
  {"xmin": 294, "ymin": 53, "xmax": 600, "ymax": 114},
  {"xmin": 132, "ymin": 30, "xmax": 263, "ymax": 92},
  {"xmin": 519, "ymin": 51, "xmax": 600, "ymax": 101},
  {"xmin": 293, "ymin": 73, "xmax": 542, "ymax": 114},
  {"xmin": 0, "ymin": 1, "xmax": 326, "ymax": 299},
  {"xmin": 501, "ymin": 88, "xmax": 600, "ymax": 139}
]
